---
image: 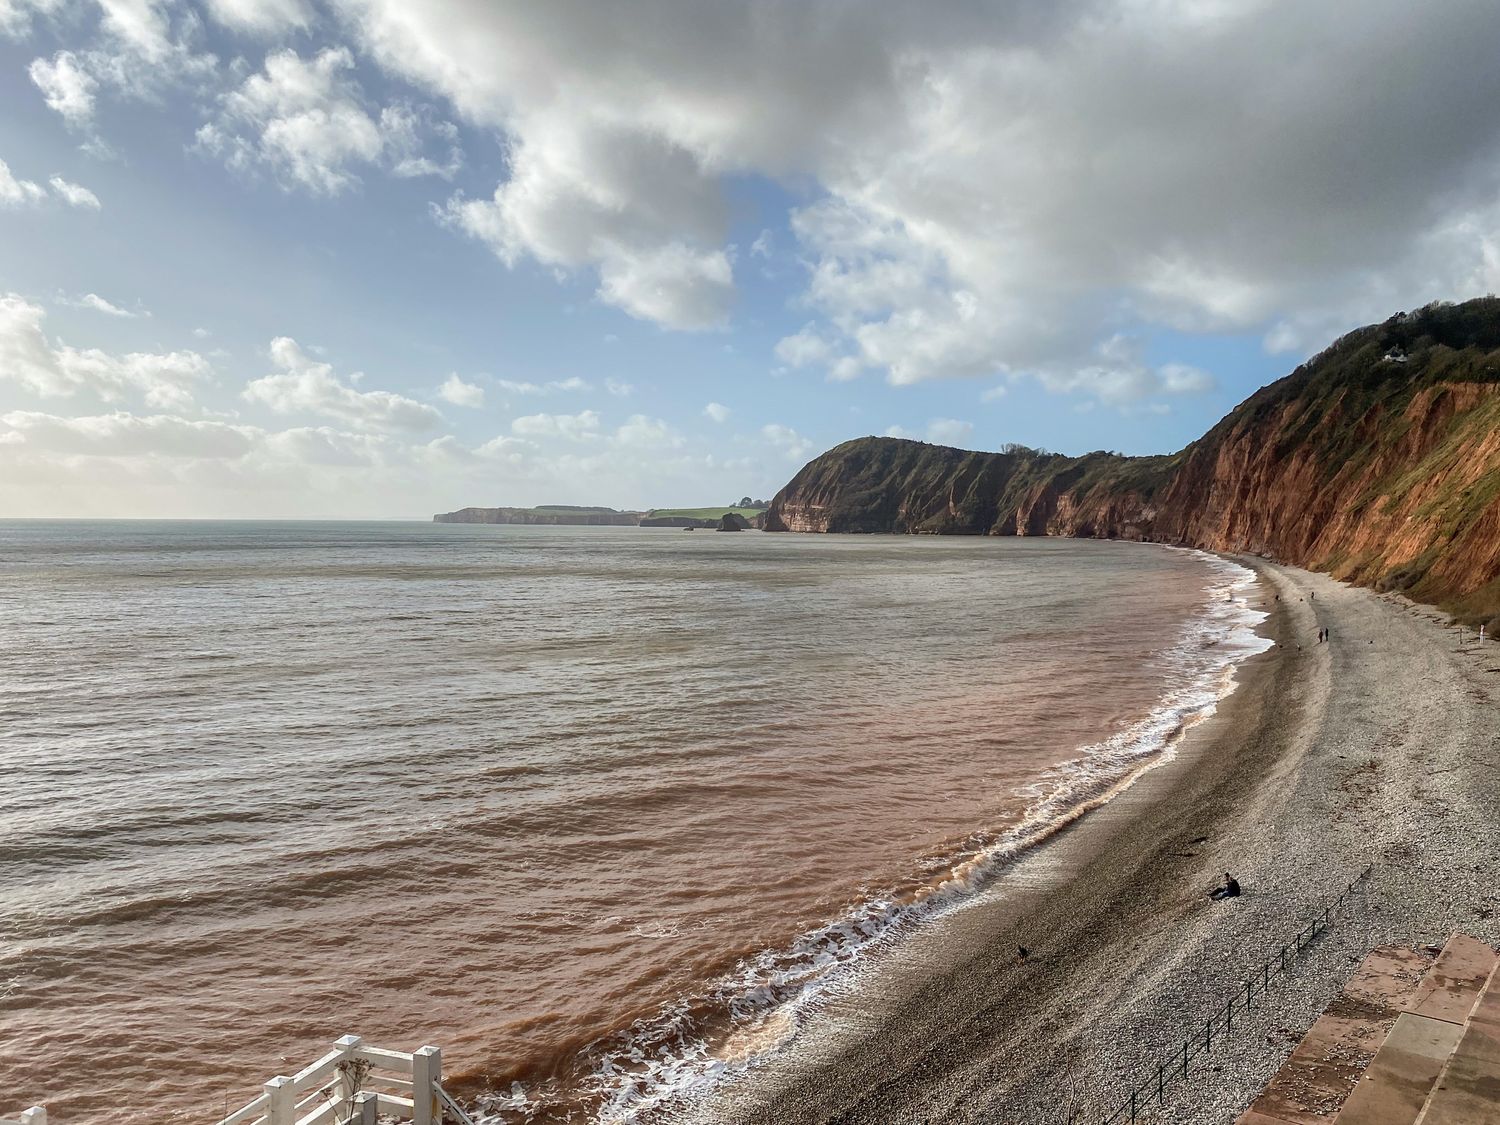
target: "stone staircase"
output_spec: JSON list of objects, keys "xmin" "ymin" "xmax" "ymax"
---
[{"xmin": 1236, "ymin": 934, "xmax": 1499, "ymax": 1125}]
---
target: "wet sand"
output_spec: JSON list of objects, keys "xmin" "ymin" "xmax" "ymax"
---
[{"xmin": 696, "ymin": 558, "xmax": 1500, "ymax": 1124}]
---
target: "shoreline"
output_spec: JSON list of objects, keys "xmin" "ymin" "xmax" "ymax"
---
[
  {"xmin": 530, "ymin": 546, "xmax": 1269, "ymax": 1123},
  {"xmin": 690, "ymin": 557, "xmax": 1500, "ymax": 1124}
]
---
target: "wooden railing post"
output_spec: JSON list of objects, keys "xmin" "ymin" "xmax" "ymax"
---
[
  {"xmin": 333, "ymin": 1034, "xmax": 363, "ymax": 1113},
  {"xmin": 412, "ymin": 1045, "xmax": 442, "ymax": 1125},
  {"xmin": 264, "ymin": 1075, "xmax": 295, "ymax": 1125},
  {"xmin": 353, "ymin": 1090, "xmax": 378, "ymax": 1125}
]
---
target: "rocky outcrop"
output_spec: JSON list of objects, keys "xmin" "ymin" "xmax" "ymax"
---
[
  {"xmin": 434, "ymin": 507, "xmax": 642, "ymax": 525},
  {"xmin": 764, "ymin": 299, "xmax": 1500, "ymax": 621},
  {"xmin": 716, "ymin": 513, "xmax": 749, "ymax": 531}
]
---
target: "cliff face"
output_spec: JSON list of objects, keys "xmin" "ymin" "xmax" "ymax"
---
[{"xmin": 764, "ymin": 299, "xmax": 1500, "ymax": 620}]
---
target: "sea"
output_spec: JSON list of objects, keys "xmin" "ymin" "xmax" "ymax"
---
[{"xmin": 0, "ymin": 521, "xmax": 1269, "ymax": 1123}]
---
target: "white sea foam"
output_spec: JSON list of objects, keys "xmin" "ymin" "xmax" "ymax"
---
[{"xmin": 476, "ymin": 551, "xmax": 1273, "ymax": 1125}]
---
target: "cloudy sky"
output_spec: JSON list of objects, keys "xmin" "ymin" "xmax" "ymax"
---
[{"xmin": 3, "ymin": 0, "xmax": 1500, "ymax": 517}]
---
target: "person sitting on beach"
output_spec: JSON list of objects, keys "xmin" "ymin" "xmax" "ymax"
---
[{"xmin": 1209, "ymin": 873, "xmax": 1241, "ymax": 900}]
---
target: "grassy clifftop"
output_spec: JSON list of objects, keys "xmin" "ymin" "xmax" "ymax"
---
[{"xmin": 765, "ymin": 299, "xmax": 1500, "ymax": 621}]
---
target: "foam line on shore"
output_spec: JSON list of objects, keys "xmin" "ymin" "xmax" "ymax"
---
[{"xmin": 475, "ymin": 552, "xmax": 1271, "ymax": 1125}]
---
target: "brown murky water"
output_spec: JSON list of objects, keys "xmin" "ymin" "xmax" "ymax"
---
[{"xmin": 0, "ymin": 522, "xmax": 1265, "ymax": 1123}]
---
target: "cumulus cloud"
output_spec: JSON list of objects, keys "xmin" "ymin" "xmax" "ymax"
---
[
  {"xmin": 0, "ymin": 294, "xmax": 209, "ymax": 408},
  {"xmin": 330, "ymin": 0, "xmax": 1500, "ymax": 376},
  {"xmin": 74, "ymin": 293, "xmax": 139, "ymax": 317},
  {"xmin": 1028, "ymin": 336, "xmax": 1217, "ymax": 406},
  {"xmin": 885, "ymin": 418, "xmax": 976, "ymax": 444},
  {"xmin": 0, "ymin": 0, "xmax": 64, "ymax": 38},
  {"xmin": 925, "ymin": 418, "xmax": 974, "ymax": 445},
  {"xmin": 202, "ymin": 0, "xmax": 312, "ymax": 35},
  {"xmin": 197, "ymin": 47, "xmax": 460, "ymax": 194},
  {"xmin": 703, "ymin": 401, "xmax": 730, "ymax": 423},
  {"xmin": 0, "ymin": 406, "xmax": 785, "ymax": 520},
  {"xmin": 510, "ymin": 409, "xmax": 600, "ymax": 440},
  {"xmin": 605, "ymin": 378, "xmax": 635, "ymax": 397},
  {"xmin": 243, "ymin": 336, "xmax": 444, "ymax": 431},
  {"xmin": 614, "ymin": 413, "xmax": 682, "ymax": 448},
  {"xmin": 437, "ymin": 373, "xmax": 484, "ymax": 408},
  {"xmin": 28, "ymin": 51, "xmax": 97, "ymax": 126},
  {"xmin": 0, "ymin": 159, "xmax": 47, "ymax": 206},
  {"xmin": 0, "ymin": 409, "xmax": 256, "ymax": 458},
  {"xmin": 48, "ymin": 176, "xmax": 100, "ymax": 209},
  {"xmin": 19, "ymin": 0, "xmax": 219, "ymax": 124},
  {"xmin": 495, "ymin": 376, "xmax": 590, "ymax": 395},
  {"xmin": 761, "ymin": 422, "xmax": 814, "ymax": 461}
]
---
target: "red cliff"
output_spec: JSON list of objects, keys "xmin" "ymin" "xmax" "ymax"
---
[{"xmin": 764, "ymin": 299, "xmax": 1500, "ymax": 621}]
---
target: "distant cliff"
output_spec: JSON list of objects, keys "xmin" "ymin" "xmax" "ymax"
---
[
  {"xmin": 764, "ymin": 299, "xmax": 1500, "ymax": 621},
  {"xmin": 434, "ymin": 506, "xmax": 642, "ymax": 525}
]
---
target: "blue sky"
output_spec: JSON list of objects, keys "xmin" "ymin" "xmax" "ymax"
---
[{"xmin": 2, "ymin": 1, "xmax": 1499, "ymax": 517}]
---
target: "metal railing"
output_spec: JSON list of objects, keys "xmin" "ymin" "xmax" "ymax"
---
[{"xmin": 1099, "ymin": 866, "xmax": 1373, "ymax": 1124}]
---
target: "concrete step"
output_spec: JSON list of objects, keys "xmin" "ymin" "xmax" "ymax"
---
[
  {"xmin": 1332, "ymin": 1013, "xmax": 1466, "ymax": 1125},
  {"xmin": 1414, "ymin": 956, "xmax": 1500, "ymax": 1125},
  {"xmin": 1404, "ymin": 935, "xmax": 1499, "ymax": 1027},
  {"xmin": 1333, "ymin": 936, "xmax": 1498, "ymax": 1125},
  {"xmin": 1235, "ymin": 947, "xmax": 1435, "ymax": 1125}
]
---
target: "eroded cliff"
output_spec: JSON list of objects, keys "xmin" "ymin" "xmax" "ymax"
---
[{"xmin": 764, "ymin": 299, "xmax": 1500, "ymax": 620}]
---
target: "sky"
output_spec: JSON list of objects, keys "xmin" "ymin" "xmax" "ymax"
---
[{"xmin": 2, "ymin": 1, "xmax": 1500, "ymax": 518}]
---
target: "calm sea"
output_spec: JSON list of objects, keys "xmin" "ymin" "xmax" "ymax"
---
[{"xmin": 0, "ymin": 522, "xmax": 1267, "ymax": 1122}]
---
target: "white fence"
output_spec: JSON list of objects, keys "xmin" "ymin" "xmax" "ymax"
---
[
  {"xmin": 0, "ymin": 1109, "xmax": 45, "ymax": 1125},
  {"xmin": 215, "ymin": 1036, "xmax": 475, "ymax": 1125}
]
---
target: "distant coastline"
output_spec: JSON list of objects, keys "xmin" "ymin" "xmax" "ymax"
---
[{"xmin": 434, "ymin": 502, "xmax": 769, "ymax": 529}]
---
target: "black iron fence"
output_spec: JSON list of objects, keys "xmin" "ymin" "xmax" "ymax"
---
[{"xmin": 1099, "ymin": 866, "xmax": 1374, "ymax": 1124}]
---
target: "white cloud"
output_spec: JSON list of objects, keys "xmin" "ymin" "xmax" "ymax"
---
[
  {"xmin": 761, "ymin": 422, "xmax": 814, "ymax": 461},
  {"xmin": 703, "ymin": 401, "xmax": 730, "ymax": 423},
  {"xmin": 199, "ymin": 47, "xmax": 461, "ymax": 194},
  {"xmin": 605, "ymin": 378, "xmax": 635, "ymax": 397},
  {"xmin": 202, "ymin": 0, "xmax": 312, "ymax": 35},
  {"xmin": 95, "ymin": 0, "xmax": 176, "ymax": 63},
  {"xmin": 614, "ymin": 414, "xmax": 682, "ymax": 448},
  {"xmin": 243, "ymin": 336, "xmax": 445, "ymax": 431},
  {"xmin": 0, "ymin": 409, "xmax": 255, "ymax": 458},
  {"xmin": 495, "ymin": 376, "xmax": 590, "ymax": 396},
  {"xmin": 511, "ymin": 409, "xmax": 600, "ymax": 440},
  {"xmin": 0, "ymin": 159, "xmax": 47, "ymax": 207},
  {"xmin": 885, "ymin": 419, "xmax": 976, "ymax": 444},
  {"xmin": 773, "ymin": 325, "xmax": 835, "ymax": 369},
  {"xmin": 48, "ymin": 176, "xmax": 100, "ymax": 209},
  {"xmin": 437, "ymin": 373, "xmax": 484, "ymax": 408},
  {"xmin": 335, "ymin": 0, "xmax": 1500, "ymax": 383},
  {"xmin": 28, "ymin": 51, "xmax": 98, "ymax": 127},
  {"xmin": 0, "ymin": 409, "xmax": 785, "ymax": 520},
  {"xmin": 925, "ymin": 418, "xmax": 974, "ymax": 445},
  {"xmin": 1027, "ymin": 336, "xmax": 1217, "ymax": 406},
  {"xmin": 436, "ymin": 108, "xmax": 733, "ymax": 330},
  {"xmin": 0, "ymin": 293, "xmax": 209, "ymax": 409},
  {"xmin": 75, "ymin": 293, "xmax": 138, "ymax": 317},
  {"xmin": 0, "ymin": 0, "xmax": 65, "ymax": 38},
  {"xmin": 980, "ymin": 383, "xmax": 1008, "ymax": 402}
]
